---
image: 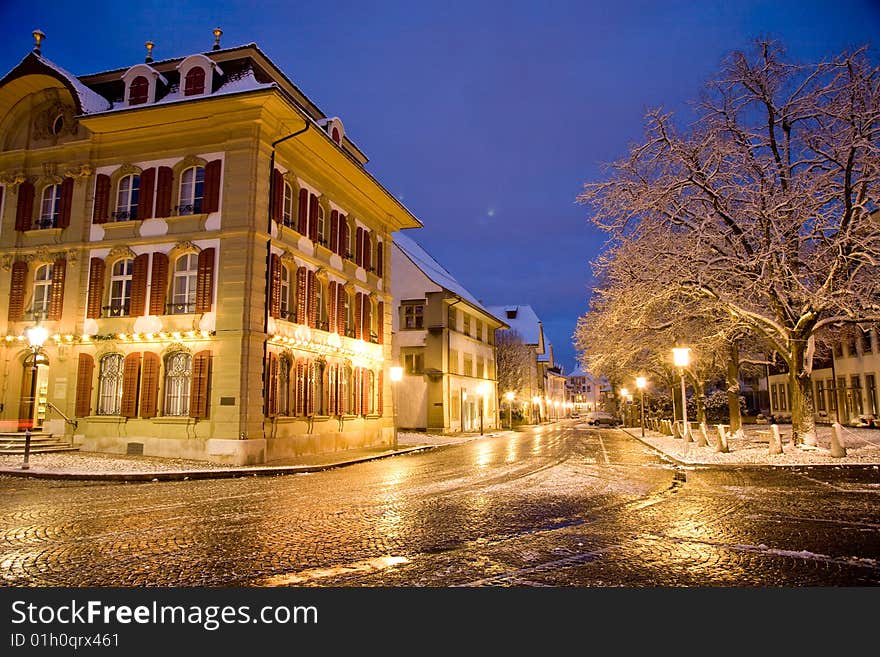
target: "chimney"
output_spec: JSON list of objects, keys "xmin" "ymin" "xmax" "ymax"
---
[
  {"xmin": 212, "ymin": 27, "xmax": 223, "ymax": 51},
  {"xmin": 32, "ymin": 29, "xmax": 45, "ymax": 55},
  {"xmin": 145, "ymin": 41, "xmax": 154, "ymax": 63}
]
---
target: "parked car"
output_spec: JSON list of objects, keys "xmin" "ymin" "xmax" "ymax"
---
[{"xmin": 585, "ymin": 411, "xmax": 618, "ymax": 426}]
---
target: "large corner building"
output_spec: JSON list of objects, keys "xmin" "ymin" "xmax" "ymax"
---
[{"xmin": 0, "ymin": 31, "xmax": 421, "ymax": 464}]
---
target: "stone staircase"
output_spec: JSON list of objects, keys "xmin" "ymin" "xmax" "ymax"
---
[{"xmin": 0, "ymin": 431, "xmax": 78, "ymax": 455}]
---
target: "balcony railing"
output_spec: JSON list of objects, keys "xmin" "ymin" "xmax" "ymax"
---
[
  {"xmin": 166, "ymin": 302, "xmax": 196, "ymax": 315},
  {"xmin": 102, "ymin": 304, "xmax": 130, "ymax": 318},
  {"xmin": 112, "ymin": 210, "xmax": 137, "ymax": 221},
  {"xmin": 174, "ymin": 203, "xmax": 203, "ymax": 216},
  {"xmin": 31, "ymin": 218, "xmax": 58, "ymax": 230}
]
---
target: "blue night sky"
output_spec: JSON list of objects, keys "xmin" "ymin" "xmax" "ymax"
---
[{"xmin": 2, "ymin": 0, "xmax": 878, "ymax": 373}]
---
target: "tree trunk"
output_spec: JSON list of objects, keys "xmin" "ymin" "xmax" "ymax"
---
[
  {"xmin": 726, "ymin": 342, "xmax": 742, "ymax": 433},
  {"xmin": 691, "ymin": 373, "xmax": 706, "ymax": 425},
  {"xmin": 789, "ymin": 337, "xmax": 818, "ymax": 446}
]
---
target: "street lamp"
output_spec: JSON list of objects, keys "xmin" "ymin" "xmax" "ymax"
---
[
  {"xmin": 505, "ymin": 391, "xmax": 515, "ymax": 429},
  {"xmin": 477, "ymin": 381, "xmax": 490, "ymax": 435},
  {"xmin": 620, "ymin": 387, "xmax": 629, "ymax": 426},
  {"xmin": 389, "ymin": 365, "xmax": 403, "ymax": 450},
  {"xmin": 673, "ymin": 346, "xmax": 691, "ymax": 441},
  {"xmin": 636, "ymin": 376, "xmax": 647, "ymax": 438},
  {"xmin": 21, "ymin": 323, "xmax": 49, "ymax": 470}
]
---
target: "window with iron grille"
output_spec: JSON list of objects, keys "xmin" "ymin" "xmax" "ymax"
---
[
  {"xmin": 163, "ymin": 352, "xmax": 192, "ymax": 416},
  {"xmin": 114, "ymin": 174, "xmax": 140, "ymax": 221},
  {"xmin": 38, "ymin": 184, "xmax": 61, "ymax": 229},
  {"xmin": 178, "ymin": 166, "xmax": 204, "ymax": 215},
  {"xmin": 97, "ymin": 353, "xmax": 124, "ymax": 415}
]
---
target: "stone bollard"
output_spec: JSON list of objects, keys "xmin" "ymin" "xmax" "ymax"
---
[
  {"xmin": 683, "ymin": 422, "xmax": 693, "ymax": 443},
  {"xmin": 768, "ymin": 424, "xmax": 783, "ymax": 455},
  {"xmin": 715, "ymin": 424, "xmax": 729, "ymax": 453},
  {"xmin": 830, "ymin": 422, "xmax": 847, "ymax": 458},
  {"xmin": 697, "ymin": 422, "xmax": 709, "ymax": 448},
  {"xmin": 672, "ymin": 421, "xmax": 682, "ymax": 439}
]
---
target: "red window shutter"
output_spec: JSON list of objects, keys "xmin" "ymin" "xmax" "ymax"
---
[
  {"xmin": 121, "ymin": 352, "xmax": 141, "ymax": 418},
  {"xmin": 376, "ymin": 241, "xmax": 384, "ymax": 277},
  {"xmin": 327, "ymin": 281, "xmax": 337, "ymax": 333},
  {"xmin": 189, "ymin": 350, "xmax": 211, "ymax": 418},
  {"xmin": 93, "ymin": 174, "xmax": 110, "ymax": 224},
  {"xmin": 139, "ymin": 352, "xmax": 160, "ymax": 418},
  {"xmin": 331, "ymin": 126, "xmax": 340, "ymax": 144},
  {"xmin": 129, "ymin": 254, "xmax": 149, "ymax": 316},
  {"xmin": 184, "ymin": 67, "xmax": 206, "ymax": 96},
  {"xmin": 129, "ymin": 76, "xmax": 148, "ymax": 105},
  {"xmin": 8, "ymin": 261, "xmax": 28, "ymax": 322},
  {"xmin": 307, "ymin": 360, "xmax": 316, "ymax": 415},
  {"xmin": 203, "ymin": 160, "xmax": 222, "ymax": 213},
  {"xmin": 266, "ymin": 352, "xmax": 279, "ymax": 416},
  {"xmin": 309, "ymin": 194, "xmax": 319, "ymax": 242},
  {"xmin": 57, "ymin": 178, "xmax": 74, "ymax": 228},
  {"xmin": 297, "ymin": 188, "xmax": 308, "ymax": 234},
  {"xmin": 377, "ymin": 301, "xmax": 384, "ymax": 344},
  {"xmin": 307, "ymin": 270, "xmax": 317, "ymax": 328},
  {"xmin": 149, "ymin": 252, "xmax": 168, "ymax": 315},
  {"xmin": 329, "ymin": 210, "xmax": 339, "ymax": 255},
  {"xmin": 355, "ymin": 293, "xmax": 363, "ymax": 340},
  {"xmin": 0, "ymin": 187, "xmax": 3, "ymax": 221},
  {"xmin": 74, "ymin": 353, "xmax": 94, "ymax": 417},
  {"xmin": 295, "ymin": 360, "xmax": 306, "ymax": 416},
  {"xmin": 356, "ymin": 226, "xmax": 364, "ymax": 266},
  {"xmin": 296, "ymin": 267, "xmax": 307, "ymax": 324},
  {"xmin": 337, "ymin": 285, "xmax": 346, "ymax": 336},
  {"xmin": 86, "ymin": 258, "xmax": 105, "ymax": 319},
  {"xmin": 363, "ymin": 297, "xmax": 372, "ymax": 342},
  {"xmin": 47, "ymin": 258, "xmax": 66, "ymax": 321},
  {"xmin": 196, "ymin": 248, "xmax": 215, "ymax": 313},
  {"xmin": 269, "ymin": 254, "xmax": 281, "ymax": 319},
  {"xmin": 15, "ymin": 181, "xmax": 34, "ymax": 231},
  {"xmin": 138, "ymin": 167, "xmax": 155, "ymax": 219},
  {"xmin": 340, "ymin": 217, "xmax": 349, "ymax": 257},
  {"xmin": 363, "ymin": 231, "xmax": 372, "ymax": 271},
  {"xmin": 377, "ymin": 370, "xmax": 384, "ymax": 417},
  {"xmin": 155, "ymin": 167, "xmax": 173, "ymax": 218},
  {"xmin": 271, "ymin": 169, "xmax": 284, "ymax": 224}
]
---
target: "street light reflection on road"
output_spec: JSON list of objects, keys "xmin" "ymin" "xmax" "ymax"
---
[{"xmin": 476, "ymin": 441, "xmax": 492, "ymax": 469}]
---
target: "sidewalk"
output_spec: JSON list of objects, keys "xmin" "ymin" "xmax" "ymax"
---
[
  {"xmin": 0, "ymin": 429, "xmax": 501, "ymax": 482},
  {"xmin": 617, "ymin": 422, "xmax": 880, "ymax": 468}
]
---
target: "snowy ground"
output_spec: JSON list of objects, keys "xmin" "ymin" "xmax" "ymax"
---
[
  {"xmin": 396, "ymin": 431, "xmax": 501, "ymax": 446},
  {"xmin": 612, "ymin": 422, "xmax": 880, "ymax": 466}
]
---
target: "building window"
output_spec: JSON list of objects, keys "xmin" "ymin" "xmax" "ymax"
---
[
  {"xmin": 463, "ymin": 313, "xmax": 471, "ymax": 336},
  {"xmin": 171, "ymin": 253, "xmax": 199, "ymax": 314},
  {"xmin": 815, "ymin": 380, "xmax": 826, "ymax": 412},
  {"xmin": 851, "ymin": 375, "xmax": 863, "ymax": 416},
  {"xmin": 38, "ymin": 184, "xmax": 62, "ymax": 229},
  {"xmin": 828, "ymin": 379, "xmax": 837, "ymax": 412},
  {"xmin": 367, "ymin": 370, "xmax": 376, "ymax": 414},
  {"xmin": 315, "ymin": 361, "xmax": 325, "ymax": 415},
  {"xmin": 96, "ymin": 353, "xmax": 124, "ymax": 415},
  {"xmin": 279, "ymin": 356, "xmax": 292, "ymax": 416},
  {"xmin": 114, "ymin": 174, "xmax": 140, "ymax": 221},
  {"xmin": 477, "ymin": 356, "xmax": 485, "ymax": 378},
  {"xmin": 317, "ymin": 206, "xmax": 326, "ymax": 245},
  {"xmin": 282, "ymin": 183, "xmax": 294, "ymax": 226},
  {"xmin": 837, "ymin": 376, "xmax": 847, "ymax": 417},
  {"xmin": 178, "ymin": 166, "xmax": 205, "ymax": 215},
  {"xmin": 344, "ymin": 291, "xmax": 353, "ymax": 337},
  {"xmin": 463, "ymin": 354, "xmax": 473, "ymax": 377},
  {"xmin": 447, "ymin": 305, "xmax": 457, "ymax": 330},
  {"xmin": 475, "ymin": 320, "xmax": 483, "ymax": 342},
  {"xmin": 129, "ymin": 75, "xmax": 148, "ymax": 105},
  {"xmin": 867, "ymin": 374, "xmax": 877, "ymax": 416},
  {"xmin": 163, "ymin": 351, "xmax": 192, "ymax": 416},
  {"xmin": 449, "ymin": 349, "xmax": 459, "ymax": 375},
  {"xmin": 280, "ymin": 265, "xmax": 291, "ymax": 320},
  {"xmin": 315, "ymin": 281, "xmax": 326, "ymax": 330},
  {"xmin": 403, "ymin": 303, "xmax": 424, "ymax": 329},
  {"xmin": 834, "ymin": 342, "xmax": 843, "ymax": 358},
  {"xmin": 32, "ymin": 263, "xmax": 53, "ymax": 320},
  {"xmin": 847, "ymin": 336, "xmax": 857, "ymax": 358},
  {"xmin": 183, "ymin": 67, "xmax": 206, "ymax": 96},
  {"xmin": 107, "ymin": 259, "xmax": 133, "ymax": 317},
  {"xmin": 404, "ymin": 352, "xmax": 423, "ymax": 374},
  {"xmin": 862, "ymin": 329, "xmax": 874, "ymax": 354}
]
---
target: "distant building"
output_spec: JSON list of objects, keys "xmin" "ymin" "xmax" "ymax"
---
[
  {"xmin": 566, "ymin": 366, "xmax": 602, "ymax": 415},
  {"xmin": 391, "ymin": 233, "xmax": 507, "ymax": 432}
]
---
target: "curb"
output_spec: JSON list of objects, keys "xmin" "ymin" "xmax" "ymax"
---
[
  {"xmin": 619, "ymin": 427, "xmax": 880, "ymax": 471},
  {"xmin": 0, "ymin": 445, "xmax": 436, "ymax": 482}
]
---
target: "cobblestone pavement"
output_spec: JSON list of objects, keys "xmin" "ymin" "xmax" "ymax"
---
[{"xmin": 1, "ymin": 424, "xmax": 878, "ymax": 586}]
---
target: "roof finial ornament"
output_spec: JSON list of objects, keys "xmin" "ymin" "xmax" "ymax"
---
[
  {"xmin": 32, "ymin": 29, "xmax": 45, "ymax": 55},
  {"xmin": 212, "ymin": 27, "xmax": 223, "ymax": 51},
  {"xmin": 145, "ymin": 41, "xmax": 154, "ymax": 63}
]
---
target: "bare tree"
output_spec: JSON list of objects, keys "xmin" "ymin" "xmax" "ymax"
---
[
  {"xmin": 578, "ymin": 41, "xmax": 880, "ymax": 444},
  {"xmin": 495, "ymin": 330, "xmax": 537, "ymax": 402}
]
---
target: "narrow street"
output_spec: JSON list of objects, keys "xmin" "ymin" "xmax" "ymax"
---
[{"xmin": 2, "ymin": 424, "xmax": 879, "ymax": 586}]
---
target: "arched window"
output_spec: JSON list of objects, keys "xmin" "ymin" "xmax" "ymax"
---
[
  {"xmin": 97, "ymin": 353, "xmax": 124, "ymax": 415},
  {"xmin": 315, "ymin": 280, "xmax": 325, "ymax": 330},
  {"xmin": 32, "ymin": 264, "xmax": 53, "ymax": 320},
  {"xmin": 368, "ymin": 370, "xmax": 376, "ymax": 415},
  {"xmin": 317, "ymin": 206, "xmax": 326, "ymax": 244},
  {"xmin": 39, "ymin": 184, "xmax": 61, "ymax": 229},
  {"xmin": 314, "ymin": 361, "xmax": 325, "ymax": 415},
  {"xmin": 129, "ymin": 76, "xmax": 149, "ymax": 105},
  {"xmin": 279, "ymin": 356, "xmax": 292, "ymax": 416},
  {"xmin": 331, "ymin": 127, "xmax": 340, "ymax": 144},
  {"xmin": 163, "ymin": 351, "xmax": 192, "ymax": 416},
  {"xmin": 108, "ymin": 259, "xmax": 133, "ymax": 317},
  {"xmin": 178, "ymin": 166, "xmax": 205, "ymax": 215},
  {"xmin": 115, "ymin": 174, "xmax": 140, "ymax": 221},
  {"xmin": 282, "ymin": 182, "xmax": 293, "ymax": 226},
  {"xmin": 280, "ymin": 265, "xmax": 291, "ymax": 320},
  {"xmin": 183, "ymin": 67, "xmax": 206, "ymax": 96},
  {"xmin": 344, "ymin": 291, "xmax": 353, "ymax": 337},
  {"xmin": 172, "ymin": 253, "xmax": 199, "ymax": 314},
  {"xmin": 340, "ymin": 365, "xmax": 351, "ymax": 415}
]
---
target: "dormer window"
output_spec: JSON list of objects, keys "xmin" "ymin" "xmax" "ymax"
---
[
  {"xmin": 129, "ymin": 76, "xmax": 149, "ymax": 105},
  {"xmin": 331, "ymin": 127, "xmax": 340, "ymax": 144},
  {"xmin": 319, "ymin": 117, "xmax": 346, "ymax": 147},
  {"xmin": 184, "ymin": 67, "xmax": 206, "ymax": 96}
]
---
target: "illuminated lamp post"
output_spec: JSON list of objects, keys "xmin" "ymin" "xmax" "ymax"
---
[
  {"xmin": 505, "ymin": 391, "xmax": 515, "ymax": 430},
  {"xmin": 389, "ymin": 365, "xmax": 403, "ymax": 450},
  {"xmin": 636, "ymin": 376, "xmax": 647, "ymax": 439},
  {"xmin": 673, "ymin": 346, "xmax": 691, "ymax": 441},
  {"xmin": 620, "ymin": 387, "xmax": 629, "ymax": 426},
  {"xmin": 477, "ymin": 381, "xmax": 490, "ymax": 435},
  {"xmin": 21, "ymin": 324, "xmax": 49, "ymax": 470}
]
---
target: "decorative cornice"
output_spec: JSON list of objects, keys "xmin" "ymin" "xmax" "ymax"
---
[
  {"xmin": 107, "ymin": 245, "xmax": 136, "ymax": 260},
  {"xmin": 0, "ymin": 171, "xmax": 28, "ymax": 187},
  {"xmin": 64, "ymin": 162, "xmax": 94, "ymax": 180}
]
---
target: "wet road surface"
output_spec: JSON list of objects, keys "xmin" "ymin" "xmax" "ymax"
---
[{"xmin": 2, "ymin": 423, "xmax": 879, "ymax": 586}]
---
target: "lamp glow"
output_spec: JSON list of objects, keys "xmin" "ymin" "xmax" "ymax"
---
[
  {"xmin": 25, "ymin": 325, "xmax": 49, "ymax": 348},
  {"xmin": 673, "ymin": 347, "xmax": 691, "ymax": 368},
  {"xmin": 389, "ymin": 366, "xmax": 403, "ymax": 382}
]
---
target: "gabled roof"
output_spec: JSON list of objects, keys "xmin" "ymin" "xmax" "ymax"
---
[
  {"xmin": 485, "ymin": 304, "xmax": 543, "ymax": 346},
  {"xmin": 394, "ymin": 232, "xmax": 505, "ymax": 326}
]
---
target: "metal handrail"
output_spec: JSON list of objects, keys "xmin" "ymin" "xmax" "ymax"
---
[{"xmin": 46, "ymin": 400, "xmax": 78, "ymax": 429}]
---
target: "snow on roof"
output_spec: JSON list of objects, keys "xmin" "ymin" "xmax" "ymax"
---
[
  {"xmin": 34, "ymin": 54, "xmax": 111, "ymax": 114},
  {"xmin": 394, "ymin": 232, "xmax": 501, "ymax": 322},
  {"xmin": 485, "ymin": 304, "xmax": 542, "ymax": 345}
]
